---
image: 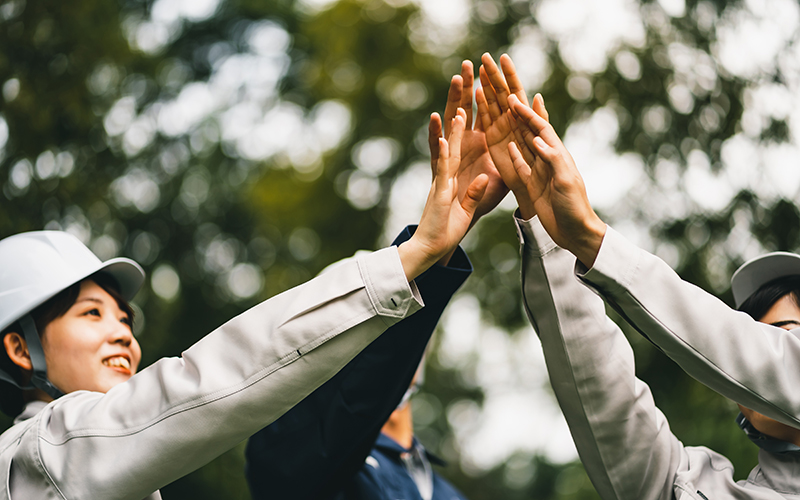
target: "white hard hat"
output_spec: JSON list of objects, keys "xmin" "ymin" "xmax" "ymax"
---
[
  {"xmin": 0, "ymin": 231, "xmax": 144, "ymax": 333},
  {"xmin": 731, "ymin": 251, "xmax": 800, "ymax": 308},
  {"xmin": 0, "ymin": 231, "xmax": 145, "ymax": 408}
]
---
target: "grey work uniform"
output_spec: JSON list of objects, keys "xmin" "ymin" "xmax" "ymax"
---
[
  {"xmin": 0, "ymin": 248, "xmax": 422, "ymax": 500},
  {"xmin": 517, "ymin": 215, "xmax": 800, "ymax": 500}
]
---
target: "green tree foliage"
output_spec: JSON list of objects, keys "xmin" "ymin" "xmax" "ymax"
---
[{"xmin": 2, "ymin": 0, "xmax": 798, "ymax": 498}]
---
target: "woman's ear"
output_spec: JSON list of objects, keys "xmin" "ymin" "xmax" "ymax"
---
[{"xmin": 3, "ymin": 332, "xmax": 32, "ymax": 371}]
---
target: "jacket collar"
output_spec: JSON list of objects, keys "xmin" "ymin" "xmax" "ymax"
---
[
  {"xmin": 375, "ymin": 433, "xmax": 447, "ymax": 467},
  {"xmin": 754, "ymin": 448, "xmax": 800, "ymax": 495},
  {"xmin": 736, "ymin": 413, "xmax": 800, "ymax": 495}
]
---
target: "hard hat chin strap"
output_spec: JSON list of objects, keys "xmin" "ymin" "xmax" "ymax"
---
[{"xmin": 17, "ymin": 314, "xmax": 64, "ymax": 400}]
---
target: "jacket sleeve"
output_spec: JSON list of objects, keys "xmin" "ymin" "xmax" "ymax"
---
[
  {"xmin": 14, "ymin": 246, "xmax": 424, "ymax": 500},
  {"xmin": 517, "ymin": 215, "xmax": 684, "ymax": 500},
  {"xmin": 244, "ymin": 226, "xmax": 472, "ymax": 500},
  {"xmin": 577, "ymin": 226, "xmax": 800, "ymax": 429}
]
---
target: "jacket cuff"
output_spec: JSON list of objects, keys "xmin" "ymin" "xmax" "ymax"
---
[
  {"xmin": 513, "ymin": 213, "xmax": 558, "ymax": 257},
  {"xmin": 357, "ymin": 247, "xmax": 423, "ymax": 321}
]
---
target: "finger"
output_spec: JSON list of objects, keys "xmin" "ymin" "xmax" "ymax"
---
[
  {"xmin": 475, "ymin": 87, "xmax": 494, "ymax": 131},
  {"xmin": 530, "ymin": 135, "xmax": 561, "ymax": 164},
  {"xmin": 508, "ymin": 95, "xmax": 534, "ymax": 139},
  {"xmin": 436, "ymin": 109, "xmax": 466, "ymax": 182},
  {"xmin": 507, "ymin": 100, "xmax": 532, "ymax": 140},
  {"xmin": 508, "ymin": 109, "xmax": 536, "ymax": 165},
  {"xmin": 460, "ymin": 60, "xmax": 474, "ymax": 129},
  {"xmin": 507, "ymin": 142, "xmax": 532, "ymax": 182},
  {"xmin": 509, "ymin": 95, "xmax": 559, "ymax": 144},
  {"xmin": 479, "ymin": 65, "xmax": 503, "ymax": 120},
  {"xmin": 508, "ymin": 109, "xmax": 526, "ymax": 155},
  {"xmin": 443, "ymin": 75, "xmax": 463, "ymax": 137},
  {"xmin": 532, "ymin": 93, "xmax": 549, "ymax": 122},
  {"xmin": 429, "ymin": 112, "xmax": 442, "ymax": 176},
  {"xmin": 474, "ymin": 107, "xmax": 485, "ymax": 132},
  {"xmin": 437, "ymin": 137, "xmax": 450, "ymax": 182},
  {"xmin": 481, "ymin": 52, "xmax": 511, "ymax": 111},
  {"xmin": 461, "ymin": 173, "xmax": 489, "ymax": 216},
  {"xmin": 508, "ymin": 109, "xmax": 529, "ymax": 157},
  {"xmin": 499, "ymin": 54, "xmax": 529, "ymax": 107},
  {"xmin": 509, "ymin": 105, "xmax": 543, "ymax": 164},
  {"xmin": 445, "ymin": 109, "xmax": 467, "ymax": 172}
]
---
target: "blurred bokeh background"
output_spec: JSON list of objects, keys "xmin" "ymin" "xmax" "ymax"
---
[{"xmin": 2, "ymin": 0, "xmax": 800, "ymax": 498}]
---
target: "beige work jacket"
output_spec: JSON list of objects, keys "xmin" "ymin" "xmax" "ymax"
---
[
  {"xmin": 0, "ymin": 247, "xmax": 422, "ymax": 500},
  {"xmin": 518, "ymin": 215, "xmax": 800, "ymax": 500}
]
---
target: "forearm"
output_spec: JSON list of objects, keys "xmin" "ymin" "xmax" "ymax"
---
[
  {"xmin": 33, "ymin": 247, "xmax": 423, "ymax": 500},
  {"xmin": 579, "ymin": 227, "xmax": 800, "ymax": 428},
  {"xmin": 518, "ymin": 215, "xmax": 681, "ymax": 500}
]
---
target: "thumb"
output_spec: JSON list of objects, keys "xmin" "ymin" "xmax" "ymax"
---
[{"xmin": 460, "ymin": 173, "xmax": 489, "ymax": 215}]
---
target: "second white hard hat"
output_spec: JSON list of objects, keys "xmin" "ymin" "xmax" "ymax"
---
[{"xmin": 731, "ymin": 251, "xmax": 800, "ymax": 308}]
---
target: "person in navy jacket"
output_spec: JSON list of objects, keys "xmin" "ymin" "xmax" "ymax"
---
[
  {"xmin": 244, "ymin": 60, "xmax": 500, "ymax": 500},
  {"xmin": 245, "ymin": 225, "xmax": 470, "ymax": 500}
]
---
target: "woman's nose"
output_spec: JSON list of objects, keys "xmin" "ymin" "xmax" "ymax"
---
[{"xmin": 108, "ymin": 320, "xmax": 133, "ymax": 346}]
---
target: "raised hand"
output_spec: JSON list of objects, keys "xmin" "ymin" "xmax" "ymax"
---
[
  {"xmin": 481, "ymin": 53, "xmax": 529, "ymax": 110},
  {"xmin": 475, "ymin": 53, "xmax": 538, "ymax": 217},
  {"xmin": 399, "ymin": 108, "xmax": 489, "ymax": 280},
  {"xmin": 506, "ymin": 94, "xmax": 606, "ymax": 267},
  {"xmin": 429, "ymin": 61, "xmax": 508, "ymax": 226}
]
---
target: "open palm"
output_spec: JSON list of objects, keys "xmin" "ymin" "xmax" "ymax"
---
[
  {"xmin": 475, "ymin": 53, "xmax": 543, "ymax": 218},
  {"xmin": 430, "ymin": 60, "xmax": 508, "ymax": 224},
  {"xmin": 506, "ymin": 95, "xmax": 605, "ymax": 266}
]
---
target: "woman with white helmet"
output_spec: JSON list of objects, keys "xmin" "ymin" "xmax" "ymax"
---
[{"xmin": 0, "ymin": 109, "xmax": 489, "ymax": 499}]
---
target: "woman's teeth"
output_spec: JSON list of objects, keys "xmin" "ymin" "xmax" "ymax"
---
[{"xmin": 103, "ymin": 357, "xmax": 130, "ymax": 370}]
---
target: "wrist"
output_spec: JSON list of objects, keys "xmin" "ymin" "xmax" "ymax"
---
[
  {"xmin": 397, "ymin": 238, "xmax": 437, "ymax": 281},
  {"xmin": 571, "ymin": 215, "xmax": 606, "ymax": 269},
  {"xmin": 511, "ymin": 189, "xmax": 536, "ymax": 220},
  {"xmin": 437, "ymin": 247, "xmax": 457, "ymax": 267}
]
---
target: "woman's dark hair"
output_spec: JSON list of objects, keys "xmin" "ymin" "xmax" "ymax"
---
[
  {"xmin": 737, "ymin": 275, "xmax": 800, "ymax": 321},
  {"xmin": 0, "ymin": 272, "xmax": 134, "ymax": 416}
]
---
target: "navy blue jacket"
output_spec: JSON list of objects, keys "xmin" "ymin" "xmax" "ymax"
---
[
  {"xmin": 245, "ymin": 226, "xmax": 470, "ymax": 500},
  {"xmin": 337, "ymin": 433, "xmax": 468, "ymax": 500}
]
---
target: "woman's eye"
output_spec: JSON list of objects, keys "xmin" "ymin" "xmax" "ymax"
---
[
  {"xmin": 121, "ymin": 317, "xmax": 132, "ymax": 327},
  {"xmin": 85, "ymin": 309, "xmax": 100, "ymax": 317}
]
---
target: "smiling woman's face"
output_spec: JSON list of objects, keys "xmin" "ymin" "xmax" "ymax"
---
[{"xmin": 41, "ymin": 280, "xmax": 141, "ymax": 395}]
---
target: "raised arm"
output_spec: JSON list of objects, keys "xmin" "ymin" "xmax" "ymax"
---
[
  {"xmin": 574, "ymin": 223, "xmax": 800, "ymax": 430},
  {"xmin": 245, "ymin": 227, "xmax": 472, "ymax": 500},
  {"xmin": 23, "ymin": 247, "xmax": 425, "ymax": 500},
  {"xmin": 506, "ymin": 79, "xmax": 800, "ymax": 429},
  {"xmin": 12, "ymin": 108, "xmax": 488, "ymax": 500},
  {"xmin": 518, "ymin": 214, "xmax": 684, "ymax": 500},
  {"xmin": 246, "ymin": 75, "xmax": 497, "ymax": 498}
]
